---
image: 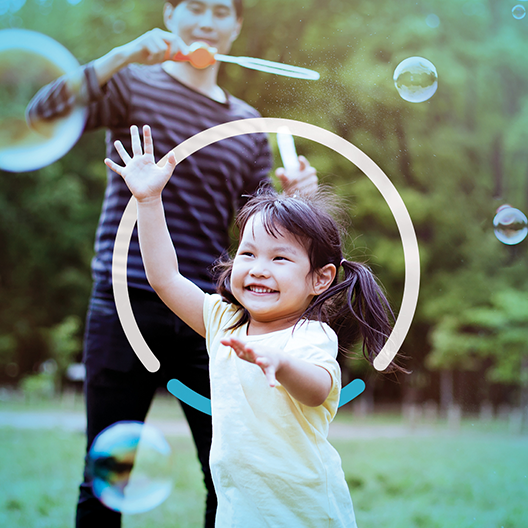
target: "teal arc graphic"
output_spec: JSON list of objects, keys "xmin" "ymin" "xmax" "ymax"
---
[{"xmin": 167, "ymin": 378, "xmax": 366, "ymax": 415}]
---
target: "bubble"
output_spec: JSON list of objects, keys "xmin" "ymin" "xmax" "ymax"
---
[
  {"xmin": 393, "ymin": 57, "xmax": 438, "ymax": 103},
  {"xmin": 6, "ymin": 0, "xmax": 26, "ymax": 13},
  {"xmin": 113, "ymin": 19, "xmax": 126, "ymax": 33},
  {"xmin": 512, "ymin": 5, "xmax": 526, "ymax": 19},
  {"xmin": 0, "ymin": 29, "xmax": 86, "ymax": 172},
  {"xmin": 493, "ymin": 205, "xmax": 528, "ymax": 245},
  {"xmin": 425, "ymin": 14, "xmax": 440, "ymax": 28},
  {"xmin": 87, "ymin": 421, "xmax": 173, "ymax": 514}
]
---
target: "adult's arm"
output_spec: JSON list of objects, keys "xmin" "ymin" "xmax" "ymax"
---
[{"xmin": 26, "ymin": 29, "xmax": 186, "ymax": 128}]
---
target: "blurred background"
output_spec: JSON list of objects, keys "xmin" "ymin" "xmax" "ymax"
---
[{"xmin": 1, "ymin": 0, "xmax": 528, "ymax": 527}]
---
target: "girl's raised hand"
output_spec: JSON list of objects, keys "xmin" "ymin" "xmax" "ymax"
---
[
  {"xmin": 105, "ymin": 124, "xmax": 177, "ymax": 203},
  {"xmin": 221, "ymin": 337, "xmax": 282, "ymax": 388}
]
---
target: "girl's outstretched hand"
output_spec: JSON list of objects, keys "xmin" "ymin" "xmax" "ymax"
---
[
  {"xmin": 105, "ymin": 124, "xmax": 177, "ymax": 203},
  {"xmin": 220, "ymin": 336, "xmax": 283, "ymax": 388}
]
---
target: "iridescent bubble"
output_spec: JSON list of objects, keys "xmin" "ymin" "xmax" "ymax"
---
[
  {"xmin": 512, "ymin": 5, "xmax": 526, "ymax": 19},
  {"xmin": 393, "ymin": 57, "xmax": 438, "ymax": 103},
  {"xmin": 87, "ymin": 421, "xmax": 173, "ymax": 514},
  {"xmin": 493, "ymin": 205, "xmax": 528, "ymax": 245},
  {"xmin": 0, "ymin": 29, "xmax": 86, "ymax": 172}
]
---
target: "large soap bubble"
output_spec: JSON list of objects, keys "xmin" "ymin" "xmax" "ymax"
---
[
  {"xmin": 87, "ymin": 421, "xmax": 173, "ymax": 514},
  {"xmin": 493, "ymin": 205, "xmax": 528, "ymax": 246},
  {"xmin": 393, "ymin": 57, "xmax": 438, "ymax": 103},
  {"xmin": 0, "ymin": 29, "xmax": 86, "ymax": 172}
]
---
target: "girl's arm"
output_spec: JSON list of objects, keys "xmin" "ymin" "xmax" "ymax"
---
[
  {"xmin": 220, "ymin": 337, "xmax": 332, "ymax": 407},
  {"xmin": 105, "ymin": 124, "xmax": 206, "ymax": 337}
]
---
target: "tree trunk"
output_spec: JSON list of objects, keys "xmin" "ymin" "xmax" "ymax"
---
[
  {"xmin": 491, "ymin": 135, "xmax": 503, "ymax": 200},
  {"xmin": 440, "ymin": 370, "xmax": 454, "ymax": 412}
]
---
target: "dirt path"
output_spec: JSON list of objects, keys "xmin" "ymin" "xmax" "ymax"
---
[{"xmin": 0, "ymin": 409, "xmax": 438, "ymax": 438}]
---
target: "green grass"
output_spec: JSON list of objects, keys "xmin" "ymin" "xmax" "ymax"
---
[
  {"xmin": 0, "ymin": 427, "xmax": 206, "ymax": 528},
  {"xmin": 1, "ymin": 397, "xmax": 527, "ymax": 527},
  {"xmin": 336, "ymin": 436, "xmax": 528, "ymax": 528}
]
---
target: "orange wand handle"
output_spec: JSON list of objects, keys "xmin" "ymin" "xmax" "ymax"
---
[{"xmin": 167, "ymin": 42, "xmax": 217, "ymax": 69}]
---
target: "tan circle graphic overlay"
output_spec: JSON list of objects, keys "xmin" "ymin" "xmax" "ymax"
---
[{"xmin": 112, "ymin": 118, "xmax": 420, "ymax": 372}]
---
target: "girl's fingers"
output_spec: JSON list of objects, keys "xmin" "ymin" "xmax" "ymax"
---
[
  {"xmin": 257, "ymin": 358, "xmax": 277, "ymax": 387},
  {"xmin": 236, "ymin": 344, "xmax": 254, "ymax": 360},
  {"xmin": 114, "ymin": 140, "xmax": 131, "ymax": 164},
  {"xmin": 130, "ymin": 125, "xmax": 143, "ymax": 156},
  {"xmin": 104, "ymin": 158, "xmax": 123, "ymax": 175},
  {"xmin": 143, "ymin": 125, "xmax": 153, "ymax": 157},
  {"xmin": 165, "ymin": 152, "xmax": 177, "ymax": 174}
]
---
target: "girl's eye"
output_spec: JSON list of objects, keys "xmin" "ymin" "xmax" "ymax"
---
[
  {"xmin": 240, "ymin": 251, "xmax": 254, "ymax": 257},
  {"xmin": 274, "ymin": 256, "xmax": 288, "ymax": 261}
]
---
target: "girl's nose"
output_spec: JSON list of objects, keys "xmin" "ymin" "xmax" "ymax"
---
[{"xmin": 249, "ymin": 261, "xmax": 271, "ymax": 278}]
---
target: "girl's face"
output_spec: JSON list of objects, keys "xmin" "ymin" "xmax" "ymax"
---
[{"xmin": 230, "ymin": 213, "xmax": 334, "ymax": 333}]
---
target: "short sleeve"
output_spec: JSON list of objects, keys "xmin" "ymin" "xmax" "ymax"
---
[
  {"xmin": 285, "ymin": 322, "xmax": 341, "ymax": 414},
  {"xmin": 203, "ymin": 293, "xmax": 243, "ymax": 354}
]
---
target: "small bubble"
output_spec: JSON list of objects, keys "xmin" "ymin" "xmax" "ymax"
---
[
  {"xmin": 512, "ymin": 5, "xmax": 526, "ymax": 19},
  {"xmin": 113, "ymin": 20, "xmax": 126, "ymax": 34},
  {"xmin": 493, "ymin": 205, "xmax": 528, "ymax": 245},
  {"xmin": 425, "ymin": 14, "xmax": 440, "ymax": 28},
  {"xmin": 393, "ymin": 57, "xmax": 438, "ymax": 103},
  {"xmin": 8, "ymin": 14, "xmax": 23, "ymax": 27}
]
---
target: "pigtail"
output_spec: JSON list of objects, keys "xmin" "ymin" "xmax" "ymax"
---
[{"xmin": 304, "ymin": 259, "xmax": 394, "ymax": 365}]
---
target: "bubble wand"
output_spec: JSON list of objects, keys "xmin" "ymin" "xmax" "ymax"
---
[
  {"xmin": 169, "ymin": 42, "xmax": 320, "ymax": 80},
  {"xmin": 276, "ymin": 126, "xmax": 300, "ymax": 172}
]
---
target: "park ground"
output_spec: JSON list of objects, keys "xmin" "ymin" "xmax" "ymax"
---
[{"xmin": 1, "ymin": 391, "xmax": 527, "ymax": 528}]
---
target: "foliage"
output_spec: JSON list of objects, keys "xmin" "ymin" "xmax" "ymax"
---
[
  {"xmin": 19, "ymin": 371, "xmax": 55, "ymax": 400},
  {"xmin": 428, "ymin": 288, "xmax": 528, "ymax": 386},
  {"xmin": 41, "ymin": 314, "xmax": 82, "ymax": 391}
]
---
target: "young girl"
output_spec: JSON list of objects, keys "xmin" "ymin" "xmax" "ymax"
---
[{"xmin": 106, "ymin": 125, "xmax": 394, "ymax": 528}]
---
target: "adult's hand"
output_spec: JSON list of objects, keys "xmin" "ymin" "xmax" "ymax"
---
[
  {"xmin": 93, "ymin": 29, "xmax": 189, "ymax": 87},
  {"xmin": 120, "ymin": 28, "xmax": 189, "ymax": 66},
  {"xmin": 276, "ymin": 156, "xmax": 318, "ymax": 197}
]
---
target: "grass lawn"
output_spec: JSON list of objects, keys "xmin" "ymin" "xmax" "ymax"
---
[
  {"xmin": 336, "ymin": 435, "xmax": 528, "ymax": 528},
  {"xmin": 1, "ymin": 397, "xmax": 527, "ymax": 527}
]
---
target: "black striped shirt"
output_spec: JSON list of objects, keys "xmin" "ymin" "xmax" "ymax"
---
[{"xmin": 28, "ymin": 63, "xmax": 272, "ymax": 293}]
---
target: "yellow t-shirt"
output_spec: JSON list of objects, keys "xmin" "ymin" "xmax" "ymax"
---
[{"xmin": 203, "ymin": 293, "xmax": 357, "ymax": 528}]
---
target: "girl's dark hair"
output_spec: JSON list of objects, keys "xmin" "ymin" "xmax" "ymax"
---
[
  {"xmin": 214, "ymin": 188, "xmax": 400, "ymax": 370},
  {"xmin": 167, "ymin": 0, "xmax": 244, "ymax": 18}
]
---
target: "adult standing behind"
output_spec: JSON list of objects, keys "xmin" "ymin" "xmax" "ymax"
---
[{"xmin": 27, "ymin": 1, "xmax": 317, "ymax": 527}]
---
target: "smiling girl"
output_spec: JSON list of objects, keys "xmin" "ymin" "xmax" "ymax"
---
[{"xmin": 106, "ymin": 124, "xmax": 395, "ymax": 527}]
